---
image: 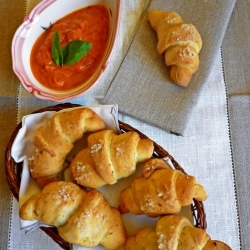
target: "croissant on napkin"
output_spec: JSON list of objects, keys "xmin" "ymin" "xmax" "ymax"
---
[
  {"xmin": 28, "ymin": 108, "xmax": 105, "ymax": 187},
  {"xmin": 148, "ymin": 9, "xmax": 202, "ymax": 87},
  {"xmin": 125, "ymin": 215, "xmax": 232, "ymax": 250},
  {"xmin": 70, "ymin": 129, "xmax": 154, "ymax": 188},
  {"xmin": 119, "ymin": 158, "xmax": 207, "ymax": 217},
  {"xmin": 19, "ymin": 181, "xmax": 127, "ymax": 249}
]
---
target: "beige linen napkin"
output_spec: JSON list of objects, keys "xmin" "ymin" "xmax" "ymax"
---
[{"xmin": 103, "ymin": 0, "xmax": 236, "ymax": 136}]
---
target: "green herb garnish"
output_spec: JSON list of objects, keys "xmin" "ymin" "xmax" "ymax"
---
[
  {"xmin": 51, "ymin": 31, "xmax": 63, "ymax": 65},
  {"xmin": 51, "ymin": 31, "xmax": 92, "ymax": 66}
]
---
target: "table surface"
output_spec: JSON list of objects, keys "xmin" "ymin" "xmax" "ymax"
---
[{"xmin": 1, "ymin": 0, "xmax": 249, "ymax": 250}]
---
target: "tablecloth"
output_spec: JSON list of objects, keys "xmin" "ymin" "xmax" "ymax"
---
[
  {"xmin": 0, "ymin": 0, "xmax": 247, "ymax": 249},
  {"xmin": 222, "ymin": 1, "xmax": 250, "ymax": 247},
  {"xmin": 103, "ymin": 0, "xmax": 236, "ymax": 136}
]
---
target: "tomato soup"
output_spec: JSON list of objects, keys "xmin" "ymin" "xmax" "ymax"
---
[{"xmin": 30, "ymin": 5, "xmax": 110, "ymax": 91}]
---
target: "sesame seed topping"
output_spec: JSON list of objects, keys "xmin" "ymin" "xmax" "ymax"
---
[
  {"xmin": 157, "ymin": 233, "xmax": 167, "ymax": 249},
  {"xmin": 158, "ymin": 192, "xmax": 164, "ymax": 198},
  {"xmin": 84, "ymin": 210, "xmax": 92, "ymax": 217},
  {"xmin": 90, "ymin": 143, "xmax": 102, "ymax": 153},
  {"xmin": 58, "ymin": 186, "xmax": 70, "ymax": 201},
  {"xmin": 158, "ymin": 243, "xmax": 164, "ymax": 249},
  {"xmin": 76, "ymin": 162, "xmax": 85, "ymax": 171},
  {"xmin": 116, "ymin": 147, "xmax": 123, "ymax": 156},
  {"xmin": 76, "ymin": 172, "xmax": 92, "ymax": 183},
  {"xmin": 28, "ymin": 156, "xmax": 34, "ymax": 161}
]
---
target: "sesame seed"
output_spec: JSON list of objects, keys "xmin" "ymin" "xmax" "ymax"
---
[
  {"xmin": 76, "ymin": 162, "xmax": 85, "ymax": 171},
  {"xmin": 158, "ymin": 192, "xmax": 163, "ymax": 198},
  {"xmin": 28, "ymin": 156, "xmax": 34, "ymax": 161},
  {"xmin": 116, "ymin": 147, "xmax": 123, "ymax": 155},
  {"xmin": 158, "ymin": 243, "xmax": 164, "ymax": 249},
  {"xmin": 84, "ymin": 210, "xmax": 92, "ymax": 217},
  {"xmin": 90, "ymin": 143, "xmax": 102, "ymax": 153},
  {"xmin": 58, "ymin": 187, "xmax": 70, "ymax": 201}
]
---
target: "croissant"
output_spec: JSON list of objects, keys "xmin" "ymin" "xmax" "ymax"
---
[
  {"xmin": 28, "ymin": 107, "xmax": 105, "ymax": 187},
  {"xmin": 148, "ymin": 9, "xmax": 202, "ymax": 87},
  {"xmin": 119, "ymin": 158, "xmax": 207, "ymax": 217},
  {"xmin": 125, "ymin": 215, "xmax": 232, "ymax": 250},
  {"xmin": 70, "ymin": 129, "xmax": 154, "ymax": 188},
  {"xmin": 19, "ymin": 181, "xmax": 127, "ymax": 249}
]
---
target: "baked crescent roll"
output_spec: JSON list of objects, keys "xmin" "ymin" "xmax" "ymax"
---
[
  {"xmin": 28, "ymin": 107, "xmax": 105, "ymax": 187},
  {"xmin": 148, "ymin": 9, "xmax": 202, "ymax": 87},
  {"xmin": 119, "ymin": 158, "xmax": 207, "ymax": 217},
  {"xmin": 125, "ymin": 215, "xmax": 232, "ymax": 250},
  {"xmin": 70, "ymin": 129, "xmax": 154, "ymax": 188},
  {"xmin": 19, "ymin": 181, "xmax": 127, "ymax": 249}
]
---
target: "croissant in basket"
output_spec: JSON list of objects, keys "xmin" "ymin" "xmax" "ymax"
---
[
  {"xmin": 125, "ymin": 215, "xmax": 232, "ymax": 250},
  {"xmin": 19, "ymin": 181, "xmax": 127, "ymax": 249},
  {"xmin": 119, "ymin": 158, "xmax": 207, "ymax": 217},
  {"xmin": 28, "ymin": 107, "xmax": 105, "ymax": 187},
  {"xmin": 148, "ymin": 9, "xmax": 202, "ymax": 87},
  {"xmin": 70, "ymin": 129, "xmax": 154, "ymax": 188}
]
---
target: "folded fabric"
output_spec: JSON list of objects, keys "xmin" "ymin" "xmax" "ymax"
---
[{"xmin": 103, "ymin": 0, "xmax": 236, "ymax": 136}]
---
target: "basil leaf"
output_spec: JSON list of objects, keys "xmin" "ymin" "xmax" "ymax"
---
[
  {"xmin": 62, "ymin": 40, "xmax": 92, "ymax": 66},
  {"xmin": 51, "ymin": 31, "xmax": 63, "ymax": 66}
]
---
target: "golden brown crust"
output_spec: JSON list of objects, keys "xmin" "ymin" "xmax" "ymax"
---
[
  {"xmin": 203, "ymin": 240, "xmax": 232, "ymax": 250},
  {"xmin": 19, "ymin": 181, "xmax": 127, "ymax": 249},
  {"xmin": 125, "ymin": 227, "xmax": 158, "ymax": 250},
  {"xmin": 156, "ymin": 215, "xmax": 193, "ymax": 249},
  {"xmin": 119, "ymin": 158, "xmax": 207, "ymax": 217},
  {"xmin": 28, "ymin": 107, "xmax": 105, "ymax": 187},
  {"xmin": 148, "ymin": 9, "xmax": 202, "ymax": 86},
  {"xmin": 70, "ymin": 148, "xmax": 107, "ymax": 188},
  {"xmin": 88, "ymin": 129, "xmax": 118, "ymax": 184},
  {"xmin": 125, "ymin": 215, "xmax": 232, "ymax": 250},
  {"xmin": 19, "ymin": 181, "xmax": 87, "ymax": 227},
  {"xmin": 100, "ymin": 207, "xmax": 127, "ymax": 250},
  {"xmin": 58, "ymin": 188, "xmax": 112, "ymax": 248},
  {"xmin": 148, "ymin": 9, "xmax": 183, "ymax": 35},
  {"xmin": 70, "ymin": 130, "xmax": 154, "ymax": 188},
  {"xmin": 119, "ymin": 187, "xmax": 142, "ymax": 215}
]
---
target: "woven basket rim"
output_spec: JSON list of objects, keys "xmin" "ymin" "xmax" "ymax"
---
[{"xmin": 5, "ymin": 103, "xmax": 207, "ymax": 250}]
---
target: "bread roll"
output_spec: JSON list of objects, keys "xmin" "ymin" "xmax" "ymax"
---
[
  {"xmin": 28, "ymin": 107, "xmax": 105, "ymax": 187},
  {"xmin": 119, "ymin": 158, "xmax": 207, "ymax": 217},
  {"xmin": 19, "ymin": 181, "xmax": 127, "ymax": 249},
  {"xmin": 125, "ymin": 215, "xmax": 232, "ymax": 250},
  {"xmin": 148, "ymin": 9, "xmax": 202, "ymax": 86},
  {"xmin": 70, "ymin": 129, "xmax": 154, "ymax": 188}
]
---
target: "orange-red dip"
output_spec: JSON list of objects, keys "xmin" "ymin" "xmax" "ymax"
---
[{"xmin": 30, "ymin": 5, "xmax": 110, "ymax": 90}]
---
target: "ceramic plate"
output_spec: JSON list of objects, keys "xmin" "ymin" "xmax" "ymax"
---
[{"xmin": 12, "ymin": 0, "xmax": 121, "ymax": 102}]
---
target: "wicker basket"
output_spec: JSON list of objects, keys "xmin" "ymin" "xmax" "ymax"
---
[{"xmin": 5, "ymin": 103, "xmax": 206, "ymax": 250}]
